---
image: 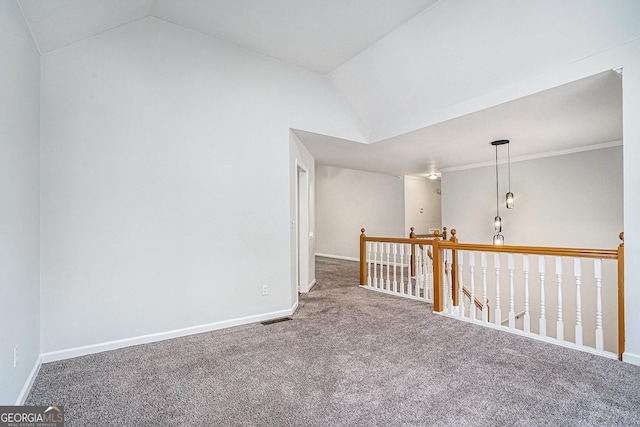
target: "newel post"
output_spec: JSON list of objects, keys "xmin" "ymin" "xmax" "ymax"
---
[
  {"xmin": 618, "ymin": 231, "xmax": 625, "ymax": 360},
  {"xmin": 410, "ymin": 227, "xmax": 416, "ymax": 276},
  {"xmin": 450, "ymin": 229, "xmax": 459, "ymax": 307},
  {"xmin": 360, "ymin": 228, "xmax": 367, "ymax": 286},
  {"xmin": 432, "ymin": 230, "xmax": 443, "ymax": 312}
]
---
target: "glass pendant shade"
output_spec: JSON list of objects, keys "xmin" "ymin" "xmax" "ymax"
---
[
  {"xmin": 494, "ymin": 215, "xmax": 502, "ymax": 232},
  {"xmin": 506, "ymin": 192, "xmax": 514, "ymax": 209},
  {"xmin": 493, "ymin": 233, "xmax": 505, "ymax": 245}
]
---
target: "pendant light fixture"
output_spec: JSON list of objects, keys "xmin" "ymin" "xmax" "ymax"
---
[
  {"xmin": 491, "ymin": 139, "xmax": 510, "ymax": 245},
  {"xmin": 506, "ymin": 141, "xmax": 514, "ymax": 209}
]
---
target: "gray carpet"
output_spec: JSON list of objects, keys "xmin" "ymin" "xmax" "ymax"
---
[{"xmin": 27, "ymin": 257, "xmax": 640, "ymax": 426}]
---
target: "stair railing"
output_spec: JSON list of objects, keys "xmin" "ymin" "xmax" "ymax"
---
[
  {"xmin": 359, "ymin": 228, "xmax": 439, "ymax": 303},
  {"xmin": 435, "ymin": 231, "xmax": 624, "ymax": 360},
  {"xmin": 360, "ymin": 227, "xmax": 625, "ymax": 360}
]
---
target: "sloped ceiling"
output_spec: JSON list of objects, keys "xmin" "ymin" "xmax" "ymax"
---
[
  {"xmin": 329, "ymin": 0, "xmax": 640, "ymax": 141},
  {"xmin": 296, "ymin": 70, "xmax": 622, "ymax": 176},
  {"xmin": 18, "ymin": 0, "xmax": 154, "ymax": 53},
  {"xmin": 17, "ymin": 0, "xmax": 630, "ymax": 176},
  {"xmin": 151, "ymin": 0, "xmax": 441, "ymax": 73},
  {"xmin": 18, "ymin": 0, "xmax": 440, "ymax": 73}
]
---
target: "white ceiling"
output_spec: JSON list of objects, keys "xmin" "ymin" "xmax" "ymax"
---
[
  {"xmin": 296, "ymin": 70, "xmax": 622, "ymax": 176},
  {"xmin": 18, "ymin": 0, "xmax": 440, "ymax": 73},
  {"xmin": 151, "ymin": 0, "xmax": 441, "ymax": 73},
  {"xmin": 17, "ymin": 1, "xmax": 625, "ymax": 177},
  {"xmin": 18, "ymin": 0, "xmax": 154, "ymax": 53}
]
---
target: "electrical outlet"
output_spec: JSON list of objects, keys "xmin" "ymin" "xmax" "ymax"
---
[
  {"xmin": 13, "ymin": 345, "xmax": 18, "ymax": 368},
  {"xmin": 262, "ymin": 285, "xmax": 268, "ymax": 296}
]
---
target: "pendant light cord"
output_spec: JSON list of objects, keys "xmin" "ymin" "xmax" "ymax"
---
[
  {"xmin": 495, "ymin": 144, "xmax": 499, "ymax": 216},
  {"xmin": 507, "ymin": 142, "xmax": 511, "ymax": 193}
]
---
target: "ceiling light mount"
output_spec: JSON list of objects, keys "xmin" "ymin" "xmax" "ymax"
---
[
  {"xmin": 427, "ymin": 172, "xmax": 440, "ymax": 180},
  {"xmin": 490, "ymin": 139, "xmax": 510, "ymax": 146}
]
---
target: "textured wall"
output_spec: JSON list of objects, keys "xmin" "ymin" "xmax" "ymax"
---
[{"xmin": 0, "ymin": 0, "xmax": 41, "ymax": 404}]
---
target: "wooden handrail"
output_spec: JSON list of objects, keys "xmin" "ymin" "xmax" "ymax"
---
[
  {"xmin": 412, "ymin": 226, "xmax": 447, "ymax": 240},
  {"xmin": 363, "ymin": 236, "xmax": 435, "ymax": 244},
  {"xmin": 462, "ymin": 286, "xmax": 490, "ymax": 323},
  {"xmin": 436, "ymin": 241, "xmax": 618, "ymax": 260}
]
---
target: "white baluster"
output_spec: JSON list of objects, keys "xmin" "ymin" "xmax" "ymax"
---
[
  {"xmin": 416, "ymin": 246, "xmax": 423, "ymax": 295},
  {"xmin": 422, "ymin": 246, "xmax": 427, "ymax": 297},
  {"xmin": 494, "ymin": 253, "xmax": 501, "ymax": 326},
  {"xmin": 386, "ymin": 243, "xmax": 391, "ymax": 289},
  {"xmin": 373, "ymin": 242, "xmax": 378, "ymax": 289},
  {"xmin": 378, "ymin": 242, "xmax": 384, "ymax": 289},
  {"xmin": 424, "ymin": 247, "xmax": 429, "ymax": 298},
  {"xmin": 400, "ymin": 244, "xmax": 405, "ymax": 294},
  {"xmin": 556, "ymin": 257, "xmax": 564, "ymax": 341},
  {"xmin": 408, "ymin": 245, "xmax": 420, "ymax": 296},
  {"xmin": 481, "ymin": 252, "xmax": 488, "ymax": 323},
  {"xmin": 508, "ymin": 254, "xmax": 515, "ymax": 329},
  {"xmin": 423, "ymin": 247, "xmax": 430, "ymax": 300},
  {"xmin": 574, "ymin": 258, "xmax": 583, "ymax": 347},
  {"xmin": 595, "ymin": 259, "xmax": 604, "ymax": 351},
  {"xmin": 539, "ymin": 256, "xmax": 546, "ymax": 337},
  {"xmin": 446, "ymin": 252, "xmax": 454, "ymax": 314},
  {"xmin": 415, "ymin": 248, "xmax": 424, "ymax": 297},
  {"xmin": 469, "ymin": 252, "xmax": 476, "ymax": 321},
  {"xmin": 458, "ymin": 250, "xmax": 465, "ymax": 318},
  {"xmin": 367, "ymin": 242, "xmax": 372, "ymax": 287},
  {"xmin": 436, "ymin": 248, "xmax": 441, "ymax": 305},
  {"xmin": 393, "ymin": 243, "xmax": 398, "ymax": 293},
  {"xmin": 441, "ymin": 250, "xmax": 447, "ymax": 310},
  {"xmin": 523, "ymin": 255, "xmax": 530, "ymax": 333}
]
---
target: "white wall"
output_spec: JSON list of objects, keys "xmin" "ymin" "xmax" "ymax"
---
[
  {"xmin": 442, "ymin": 146, "xmax": 623, "ymax": 248},
  {"xmin": 39, "ymin": 17, "xmax": 365, "ymax": 355},
  {"xmin": 0, "ymin": 1, "xmax": 41, "ymax": 404},
  {"xmin": 315, "ymin": 165, "xmax": 405, "ymax": 260},
  {"xmin": 404, "ymin": 176, "xmax": 441, "ymax": 234},
  {"xmin": 622, "ymin": 45, "xmax": 640, "ymax": 365}
]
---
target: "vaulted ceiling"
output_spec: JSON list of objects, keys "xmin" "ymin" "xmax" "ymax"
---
[
  {"xmin": 18, "ymin": 0, "xmax": 440, "ymax": 73},
  {"xmin": 17, "ymin": 0, "xmax": 634, "ymax": 176}
]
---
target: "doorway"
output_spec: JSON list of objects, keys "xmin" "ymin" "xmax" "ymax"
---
[{"xmin": 296, "ymin": 163, "xmax": 310, "ymax": 293}]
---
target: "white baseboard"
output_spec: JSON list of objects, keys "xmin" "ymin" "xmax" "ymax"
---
[
  {"xmin": 622, "ymin": 351, "xmax": 640, "ymax": 366},
  {"xmin": 436, "ymin": 311, "xmax": 619, "ymax": 360},
  {"xmin": 16, "ymin": 356, "xmax": 42, "ymax": 405},
  {"xmin": 41, "ymin": 307, "xmax": 297, "ymax": 364},
  {"xmin": 300, "ymin": 279, "xmax": 317, "ymax": 293},
  {"xmin": 315, "ymin": 253, "xmax": 359, "ymax": 262}
]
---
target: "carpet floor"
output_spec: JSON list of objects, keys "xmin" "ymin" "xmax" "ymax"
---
[{"xmin": 26, "ymin": 257, "xmax": 640, "ymax": 426}]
